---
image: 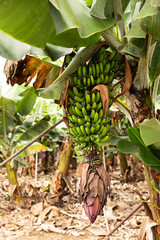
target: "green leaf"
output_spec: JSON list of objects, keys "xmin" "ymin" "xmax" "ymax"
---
[
  {"xmin": 127, "ymin": 127, "xmax": 146, "ymax": 147},
  {"xmin": 0, "ymin": 97, "xmax": 17, "ymax": 135},
  {"xmin": 10, "ymin": 156, "xmax": 30, "ymax": 168},
  {"xmin": 125, "ymin": 20, "xmax": 146, "ymax": 38},
  {"xmin": 121, "ymin": 37, "xmax": 147, "ymax": 57},
  {"xmin": 150, "ymin": 41, "xmax": 160, "ymax": 82},
  {"xmin": 17, "ymin": 87, "xmax": 37, "ymax": 116},
  {"xmin": 140, "ymin": 118, "xmax": 160, "ymax": 146},
  {"xmin": 49, "ymin": 0, "xmax": 117, "ymax": 39},
  {"xmin": 134, "ymin": 0, "xmax": 158, "ymax": 19},
  {"xmin": 18, "ymin": 116, "xmax": 50, "ymax": 142},
  {"xmin": 109, "ymin": 135, "xmax": 160, "ymax": 171},
  {"xmin": 16, "ymin": 142, "xmax": 47, "ymax": 158},
  {"xmin": 0, "ymin": 0, "xmax": 53, "ymax": 48},
  {"xmin": 0, "ymin": 30, "xmax": 73, "ymax": 61},
  {"xmin": 90, "ymin": 0, "xmax": 115, "ymax": 20},
  {"xmin": 140, "ymin": 12, "xmax": 160, "ymax": 40}
]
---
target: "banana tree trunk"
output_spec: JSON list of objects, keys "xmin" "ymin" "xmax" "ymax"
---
[
  {"xmin": 51, "ymin": 137, "xmax": 73, "ymax": 195},
  {"xmin": 126, "ymin": 57, "xmax": 160, "ymax": 237},
  {"xmin": 6, "ymin": 161, "xmax": 22, "ymax": 202}
]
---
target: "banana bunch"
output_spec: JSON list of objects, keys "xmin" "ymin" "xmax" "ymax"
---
[
  {"xmin": 67, "ymin": 86, "xmax": 112, "ymax": 147},
  {"xmin": 65, "ymin": 47, "xmax": 124, "ymax": 148}
]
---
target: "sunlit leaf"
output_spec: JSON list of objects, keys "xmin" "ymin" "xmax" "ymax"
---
[
  {"xmin": 140, "ymin": 118, "xmax": 160, "ymax": 147},
  {"xmin": 125, "ymin": 20, "xmax": 146, "ymax": 39},
  {"xmin": 0, "ymin": 0, "xmax": 53, "ymax": 48},
  {"xmin": 90, "ymin": 0, "xmax": 115, "ymax": 20},
  {"xmin": 49, "ymin": 0, "xmax": 117, "ymax": 39},
  {"xmin": 17, "ymin": 87, "xmax": 37, "ymax": 116},
  {"xmin": 151, "ymin": 0, "xmax": 160, "ymax": 7},
  {"xmin": 134, "ymin": 0, "xmax": 158, "ymax": 19}
]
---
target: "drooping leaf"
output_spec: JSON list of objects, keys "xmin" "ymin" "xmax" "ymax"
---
[
  {"xmin": 49, "ymin": 0, "xmax": 117, "ymax": 39},
  {"xmin": 134, "ymin": 0, "xmax": 158, "ymax": 19},
  {"xmin": 125, "ymin": 20, "xmax": 146, "ymax": 39},
  {"xmin": 150, "ymin": 41, "xmax": 160, "ymax": 82},
  {"xmin": 17, "ymin": 87, "xmax": 37, "ymax": 116},
  {"xmin": 16, "ymin": 142, "xmax": 47, "ymax": 157},
  {"xmin": 116, "ymin": 57, "xmax": 132, "ymax": 98},
  {"xmin": 4, "ymin": 56, "xmax": 60, "ymax": 90},
  {"xmin": 18, "ymin": 116, "xmax": 50, "ymax": 142},
  {"xmin": 10, "ymin": 156, "xmax": 30, "ymax": 168},
  {"xmin": 92, "ymin": 85, "xmax": 109, "ymax": 118},
  {"xmin": 0, "ymin": 0, "xmax": 54, "ymax": 48},
  {"xmin": 140, "ymin": 118, "xmax": 160, "ymax": 147},
  {"xmin": 127, "ymin": 127, "xmax": 146, "ymax": 147},
  {"xmin": 140, "ymin": 12, "xmax": 160, "ymax": 40}
]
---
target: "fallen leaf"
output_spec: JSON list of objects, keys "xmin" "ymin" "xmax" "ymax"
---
[
  {"xmin": 92, "ymin": 85, "xmax": 109, "ymax": 118},
  {"xmin": 87, "ymin": 225, "xmax": 107, "ymax": 236},
  {"xmin": 138, "ymin": 216, "xmax": 157, "ymax": 240},
  {"xmin": 116, "ymin": 57, "xmax": 132, "ymax": 98},
  {"xmin": 8, "ymin": 185, "xmax": 17, "ymax": 197},
  {"xmin": 31, "ymin": 202, "xmax": 43, "ymax": 216},
  {"xmin": 39, "ymin": 223, "xmax": 65, "ymax": 234},
  {"xmin": 37, "ymin": 206, "xmax": 60, "ymax": 224}
]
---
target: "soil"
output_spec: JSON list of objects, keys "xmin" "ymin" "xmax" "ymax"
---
[{"xmin": 0, "ymin": 162, "xmax": 149, "ymax": 240}]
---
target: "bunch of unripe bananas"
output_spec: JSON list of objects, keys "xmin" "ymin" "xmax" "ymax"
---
[{"xmin": 65, "ymin": 46, "xmax": 124, "ymax": 150}]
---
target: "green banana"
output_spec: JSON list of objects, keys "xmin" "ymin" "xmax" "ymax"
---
[
  {"xmin": 84, "ymin": 114, "xmax": 90, "ymax": 122},
  {"xmin": 95, "ymin": 63, "xmax": 100, "ymax": 76},
  {"xmin": 68, "ymin": 88, "xmax": 74, "ymax": 97},
  {"xmin": 80, "ymin": 125, "xmax": 86, "ymax": 135},
  {"xmin": 92, "ymin": 101, "xmax": 97, "ymax": 109},
  {"xmin": 76, "ymin": 126, "xmax": 84, "ymax": 136},
  {"xmin": 77, "ymin": 79, "xmax": 84, "ymax": 88},
  {"xmin": 82, "ymin": 66, "xmax": 87, "ymax": 77},
  {"xmin": 100, "ymin": 125, "xmax": 110, "ymax": 138},
  {"xmin": 75, "ymin": 106, "xmax": 83, "ymax": 117},
  {"xmin": 93, "ymin": 138, "xmax": 100, "ymax": 144},
  {"xmin": 74, "ymin": 96, "xmax": 84, "ymax": 103},
  {"xmin": 68, "ymin": 98, "xmax": 75, "ymax": 104},
  {"xmin": 89, "ymin": 65, "xmax": 93, "ymax": 75},
  {"xmin": 111, "ymin": 60, "xmax": 115, "ymax": 68},
  {"xmin": 90, "ymin": 125, "xmax": 95, "ymax": 134},
  {"xmin": 108, "ymin": 50, "xmax": 116, "ymax": 61},
  {"xmin": 96, "ymin": 102, "xmax": 102, "ymax": 111},
  {"xmin": 71, "ymin": 105, "xmax": 78, "ymax": 116},
  {"xmin": 91, "ymin": 92, "xmax": 96, "ymax": 103},
  {"xmin": 85, "ymin": 125, "xmax": 90, "ymax": 135},
  {"xmin": 70, "ymin": 127, "xmax": 78, "ymax": 136},
  {"xmin": 73, "ymin": 87, "xmax": 83, "ymax": 98},
  {"xmin": 96, "ymin": 91, "xmax": 101, "ymax": 102},
  {"xmin": 85, "ymin": 91, "xmax": 91, "ymax": 104},
  {"xmin": 99, "ymin": 108, "xmax": 104, "ymax": 119},
  {"xmin": 90, "ymin": 75, "xmax": 95, "ymax": 86},
  {"xmin": 100, "ymin": 73, "xmax": 104, "ymax": 83},
  {"xmin": 68, "ymin": 133, "xmax": 74, "ymax": 139},
  {"xmin": 71, "ymin": 114, "xmax": 78, "ymax": 123},
  {"xmin": 86, "ymin": 103, "xmax": 91, "ymax": 111},
  {"xmin": 87, "ymin": 77, "xmax": 91, "ymax": 87},
  {"xmin": 90, "ymin": 135, "xmax": 95, "ymax": 142},
  {"xmin": 78, "ymin": 65, "xmax": 82, "ymax": 78},
  {"xmin": 90, "ymin": 108, "xmax": 95, "ymax": 119},
  {"xmin": 103, "ymin": 75, "xmax": 109, "ymax": 84},
  {"xmin": 94, "ymin": 122, "xmax": 101, "ymax": 133},
  {"xmin": 86, "ymin": 121, "xmax": 91, "ymax": 128},
  {"xmin": 99, "ymin": 135, "xmax": 110, "ymax": 143},
  {"xmin": 73, "ymin": 75, "xmax": 78, "ymax": 85},
  {"xmin": 99, "ymin": 124, "xmax": 105, "ymax": 134},
  {"xmin": 99, "ymin": 47, "xmax": 106, "ymax": 62},
  {"xmin": 83, "ymin": 76, "xmax": 87, "ymax": 86},
  {"xmin": 75, "ymin": 101, "xmax": 82, "ymax": 110},
  {"xmin": 77, "ymin": 117, "xmax": 86, "ymax": 124},
  {"xmin": 67, "ymin": 105, "xmax": 74, "ymax": 115},
  {"xmin": 96, "ymin": 77, "xmax": 101, "ymax": 85},
  {"xmin": 82, "ymin": 107, "xmax": 88, "ymax": 116},
  {"xmin": 92, "ymin": 112, "xmax": 99, "ymax": 123},
  {"xmin": 104, "ymin": 62, "xmax": 111, "ymax": 74}
]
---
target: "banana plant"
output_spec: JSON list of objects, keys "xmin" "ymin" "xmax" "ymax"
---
[{"xmin": 1, "ymin": 0, "xmax": 160, "ymax": 237}]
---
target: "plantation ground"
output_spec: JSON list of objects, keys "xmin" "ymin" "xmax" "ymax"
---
[{"xmin": 0, "ymin": 162, "xmax": 148, "ymax": 240}]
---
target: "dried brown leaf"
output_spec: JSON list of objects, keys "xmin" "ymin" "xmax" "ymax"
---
[
  {"xmin": 80, "ymin": 163, "xmax": 89, "ymax": 194},
  {"xmin": 116, "ymin": 57, "xmax": 132, "ymax": 98},
  {"xmin": 92, "ymin": 85, "xmax": 109, "ymax": 118},
  {"xmin": 98, "ymin": 179, "xmax": 104, "ymax": 202},
  {"xmin": 4, "ymin": 55, "xmax": 60, "ymax": 90},
  {"xmin": 138, "ymin": 216, "xmax": 157, "ymax": 240}
]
